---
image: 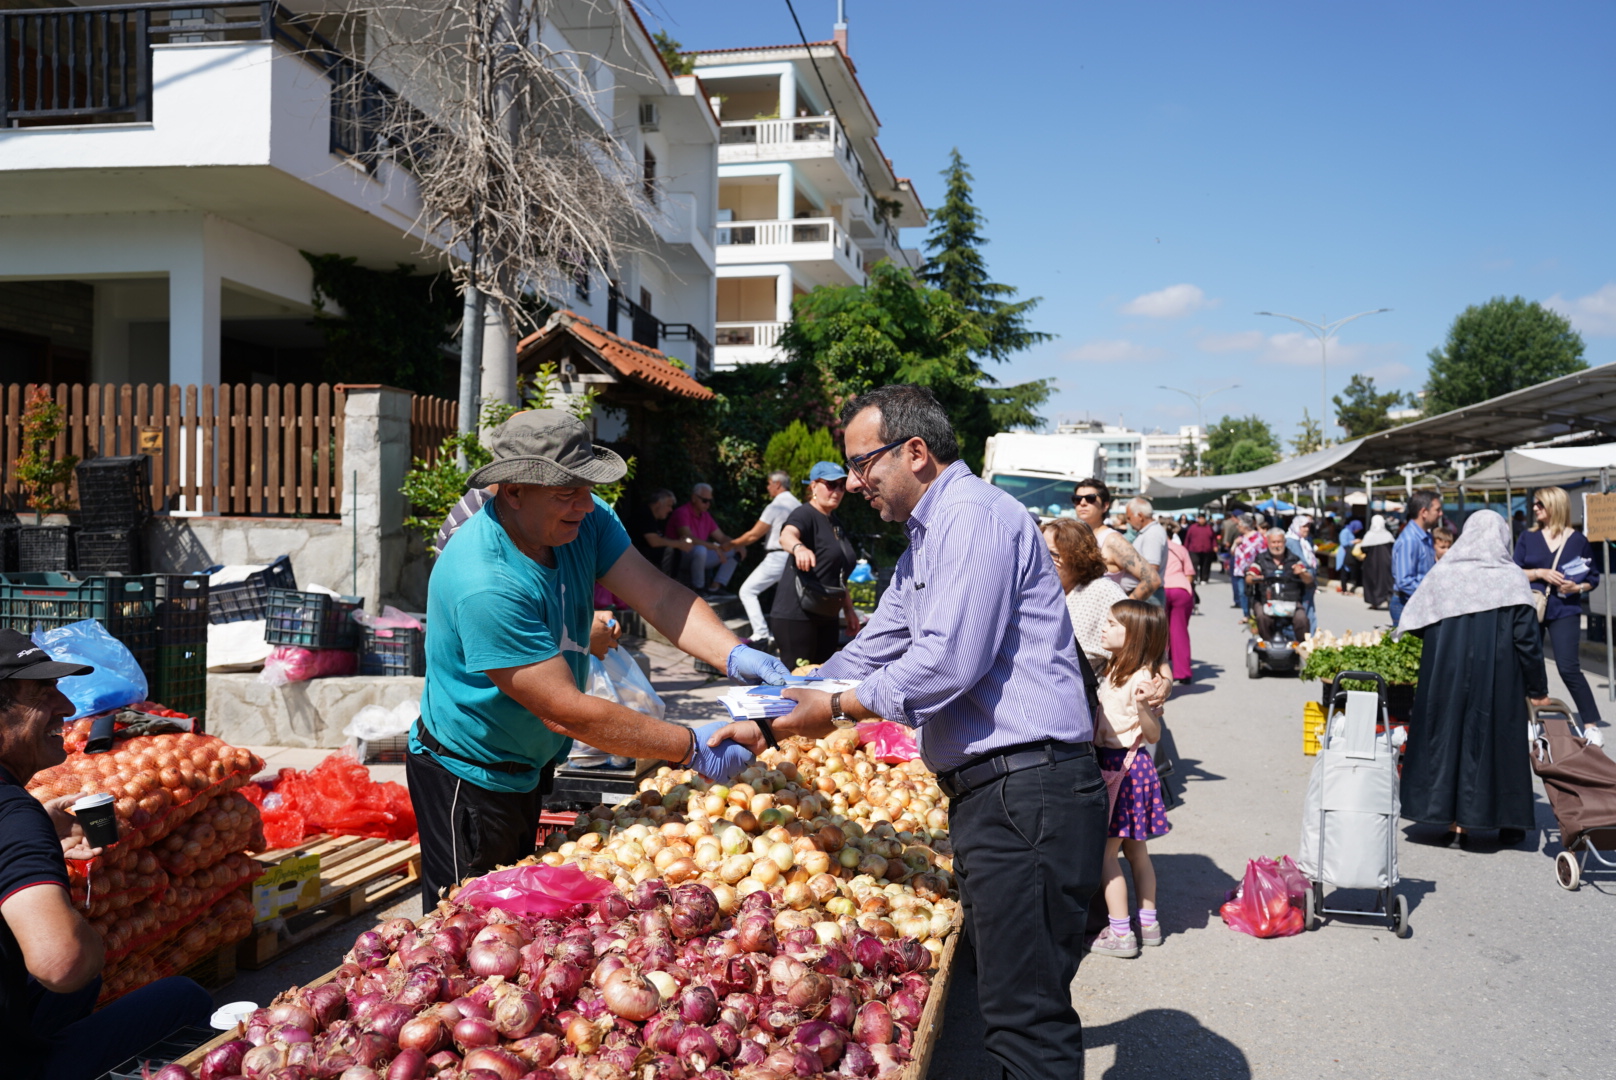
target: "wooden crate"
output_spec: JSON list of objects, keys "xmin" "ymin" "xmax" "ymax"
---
[
  {"xmin": 237, "ymin": 834, "xmax": 421, "ymax": 969},
  {"xmin": 173, "ymin": 968, "xmax": 338, "ymax": 1071}
]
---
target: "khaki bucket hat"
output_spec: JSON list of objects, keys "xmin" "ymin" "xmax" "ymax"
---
[{"xmin": 465, "ymin": 409, "xmax": 627, "ymax": 489}]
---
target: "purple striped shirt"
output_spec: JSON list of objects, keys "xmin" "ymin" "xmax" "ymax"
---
[{"xmin": 817, "ymin": 461, "xmax": 1094, "ymax": 772}]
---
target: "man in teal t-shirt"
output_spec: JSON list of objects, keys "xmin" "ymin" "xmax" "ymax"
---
[{"xmin": 406, "ymin": 410, "xmax": 791, "ymax": 909}]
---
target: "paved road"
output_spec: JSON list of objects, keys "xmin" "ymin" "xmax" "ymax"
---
[{"xmin": 929, "ymin": 572, "xmax": 1616, "ymax": 1080}]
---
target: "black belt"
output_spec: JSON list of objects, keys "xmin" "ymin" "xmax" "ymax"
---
[
  {"xmin": 936, "ymin": 740, "xmax": 1093, "ymax": 800},
  {"xmin": 414, "ymin": 719, "xmax": 545, "ymax": 777}
]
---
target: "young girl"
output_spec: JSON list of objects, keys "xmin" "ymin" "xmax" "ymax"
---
[{"xmin": 1091, "ymin": 599, "xmax": 1171, "ymax": 958}]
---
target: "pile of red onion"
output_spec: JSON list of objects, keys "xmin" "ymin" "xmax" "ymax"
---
[{"xmin": 173, "ymin": 878, "xmax": 932, "ymax": 1080}]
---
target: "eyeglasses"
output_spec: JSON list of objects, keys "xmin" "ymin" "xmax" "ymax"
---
[
  {"xmin": 1073, "ymin": 493, "xmax": 1104, "ymax": 505},
  {"xmin": 847, "ymin": 437, "xmax": 911, "ymax": 482},
  {"xmin": 1532, "ymin": 501, "xmax": 1544, "ymax": 509},
  {"xmin": 692, "ymin": 495, "xmax": 711, "ymax": 505}
]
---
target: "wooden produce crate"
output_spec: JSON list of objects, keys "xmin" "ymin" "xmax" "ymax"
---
[
  {"xmin": 173, "ymin": 968, "xmax": 338, "ymax": 1071},
  {"xmin": 899, "ymin": 913, "xmax": 962, "ymax": 1080},
  {"xmin": 237, "ymin": 835, "xmax": 421, "ymax": 969}
]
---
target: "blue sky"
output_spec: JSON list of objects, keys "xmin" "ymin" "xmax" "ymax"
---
[{"xmin": 650, "ymin": 0, "xmax": 1616, "ymax": 444}]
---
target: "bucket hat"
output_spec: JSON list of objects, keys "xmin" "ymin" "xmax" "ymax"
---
[{"xmin": 466, "ymin": 410, "xmax": 627, "ymax": 489}]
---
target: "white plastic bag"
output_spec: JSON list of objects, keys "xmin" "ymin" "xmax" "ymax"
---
[
  {"xmin": 571, "ymin": 647, "xmax": 663, "ymax": 768},
  {"xmin": 343, "ymin": 698, "xmax": 421, "ymax": 741}
]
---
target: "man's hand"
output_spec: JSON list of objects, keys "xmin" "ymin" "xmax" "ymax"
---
[
  {"xmin": 704, "ymin": 720, "xmax": 768, "ymax": 756},
  {"xmin": 727, "ymin": 644, "xmax": 791, "ymax": 685},
  {"xmin": 780, "ymin": 686, "xmax": 835, "ymax": 729},
  {"xmin": 43, "ymin": 796, "xmax": 103, "ymax": 862},
  {"xmin": 589, "ymin": 610, "xmax": 622, "ymax": 660},
  {"xmin": 1141, "ymin": 671, "xmax": 1171, "ymax": 711},
  {"xmin": 690, "ymin": 720, "xmax": 754, "ymax": 784}
]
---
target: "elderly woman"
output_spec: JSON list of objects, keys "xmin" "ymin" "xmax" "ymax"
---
[
  {"xmin": 1399, "ymin": 510, "xmax": 1550, "ymax": 848},
  {"xmin": 1042, "ymin": 518, "xmax": 1129, "ymax": 671},
  {"xmin": 1514, "ymin": 486, "xmax": 1602, "ymax": 733},
  {"xmin": 1359, "ymin": 514, "xmax": 1395, "ymax": 610}
]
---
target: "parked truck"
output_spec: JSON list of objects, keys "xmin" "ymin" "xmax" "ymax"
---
[{"xmin": 982, "ymin": 431, "xmax": 1109, "ymax": 519}]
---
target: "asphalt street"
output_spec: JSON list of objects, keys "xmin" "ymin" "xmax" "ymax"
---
[{"xmin": 929, "ymin": 571, "xmax": 1616, "ymax": 1080}]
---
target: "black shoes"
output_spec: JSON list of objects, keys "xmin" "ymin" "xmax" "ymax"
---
[{"xmin": 1497, "ymin": 828, "xmax": 1527, "ymax": 847}]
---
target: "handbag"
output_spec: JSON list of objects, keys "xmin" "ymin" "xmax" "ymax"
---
[
  {"xmin": 1101, "ymin": 747, "xmax": 1140, "ymax": 820},
  {"xmin": 1534, "ymin": 533, "xmax": 1570, "ymax": 624},
  {"xmin": 794, "ymin": 566, "xmax": 847, "ymax": 618},
  {"xmin": 1352, "ymin": 542, "xmax": 1366, "ymax": 561}
]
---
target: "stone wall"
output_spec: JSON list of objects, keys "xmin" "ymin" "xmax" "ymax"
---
[{"xmin": 208, "ymin": 673, "xmax": 423, "ymax": 749}]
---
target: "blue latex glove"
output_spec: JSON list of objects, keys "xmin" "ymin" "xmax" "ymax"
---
[
  {"xmin": 690, "ymin": 719, "xmax": 754, "ymax": 784},
  {"xmin": 727, "ymin": 644, "xmax": 791, "ymax": 685}
]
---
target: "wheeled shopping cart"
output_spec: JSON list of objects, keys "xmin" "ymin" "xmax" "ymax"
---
[
  {"xmin": 1529, "ymin": 698, "xmax": 1616, "ymax": 891},
  {"xmin": 1296, "ymin": 670, "xmax": 1410, "ymax": 937}
]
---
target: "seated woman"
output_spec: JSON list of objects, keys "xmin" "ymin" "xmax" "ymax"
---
[{"xmin": 1245, "ymin": 528, "xmax": 1313, "ymax": 642}]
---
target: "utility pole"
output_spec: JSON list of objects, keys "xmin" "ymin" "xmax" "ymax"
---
[
  {"xmin": 1158, "ymin": 383, "xmax": 1239, "ymax": 475},
  {"xmin": 1254, "ymin": 308, "xmax": 1391, "ymax": 444}
]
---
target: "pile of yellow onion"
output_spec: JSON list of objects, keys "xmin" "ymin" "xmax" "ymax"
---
[{"xmin": 531, "ymin": 730, "xmax": 958, "ymax": 965}]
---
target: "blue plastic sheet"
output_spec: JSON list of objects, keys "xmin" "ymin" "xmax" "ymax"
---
[{"xmin": 30, "ymin": 619, "xmax": 147, "ymax": 719}]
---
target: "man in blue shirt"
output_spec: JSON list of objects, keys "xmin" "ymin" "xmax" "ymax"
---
[
  {"xmin": 407, "ymin": 411, "xmax": 785, "ymax": 908},
  {"xmin": 708, "ymin": 386, "xmax": 1109, "ymax": 1080},
  {"xmin": 1391, "ymin": 489, "xmax": 1443, "ymax": 625}
]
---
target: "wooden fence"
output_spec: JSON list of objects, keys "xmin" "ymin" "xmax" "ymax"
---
[{"xmin": 2, "ymin": 384, "xmax": 458, "ymax": 518}]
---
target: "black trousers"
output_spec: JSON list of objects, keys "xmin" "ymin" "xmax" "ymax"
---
[
  {"xmin": 1191, "ymin": 550, "xmax": 1215, "ymax": 583},
  {"xmin": 768, "ymin": 615, "xmax": 840, "ymax": 668},
  {"xmin": 949, "ymin": 750, "xmax": 1108, "ymax": 1080},
  {"xmin": 1543, "ymin": 614, "xmax": 1603, "ymax": 727},
  {"xmin": 406, "ymin": 749, "xmax": 550, "ymax": 912}
]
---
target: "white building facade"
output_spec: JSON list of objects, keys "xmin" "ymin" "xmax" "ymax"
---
[
  {"xmin": 1142, "ymin": 425, "xmax": 1208, "ymax": 482},
  {"xmin": 0, "ymin": 0, "xmax": 717, "ymax": 397},
  {"xmin": 691, "ymin": 25, "xmax": 926, "ymax": 368},
  {"xmin": 1058, "ymin": 421, "xmax": 1144, "ymax": 498}
]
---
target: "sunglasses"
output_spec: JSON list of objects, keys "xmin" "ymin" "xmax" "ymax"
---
[
  {"xmin": 816, "ymin": 478, "xmax": 846, "ymax": 490},
  {"xmin": 1532, "ymin": 501, "xmax": 1544, "ymax": 509},
  {"xmin": 692, "ymin": 495, "xmax": 712, "ymax": 505},
  {"xmin": 1073, "ymin": 493, "xmax": 1104, "ymax": 505}
]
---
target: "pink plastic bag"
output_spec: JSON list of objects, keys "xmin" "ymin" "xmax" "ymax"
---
[
  {"xmin": 1219, "ymin": 857, "xmax": 1305, "ymax": 938},
  {"xmin": 857, "ymin": 720, "xmax": 919, "ymax": 763},
  {"xmin": 453, "ymin": 863, "xmax": 616, "ymax": 916},
  {"xmin": 1274, "ymin": 855, "xmax": 1310, "ymax": 905},
  {"xmin": 259, "ymin": 646, "xmax": 358, "ymax": 686}
]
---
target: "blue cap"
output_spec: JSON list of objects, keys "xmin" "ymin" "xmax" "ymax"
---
[{"xmin": 807, "ymin": 461, "xmax": 848, "ymax": 484}]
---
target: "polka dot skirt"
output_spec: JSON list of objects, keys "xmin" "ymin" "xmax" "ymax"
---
[{"xmin": 1098, "ymin": 746, "xmax": 1171, "ymax": 840}]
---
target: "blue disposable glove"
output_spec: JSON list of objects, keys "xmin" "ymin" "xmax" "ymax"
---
[
  {"xmin": 690, "ymin": 719, "xmax": 754, "ymax": 784},
  {"xmin": 727, "ymin": 644, "xmax": 791, "ymax": 685}
]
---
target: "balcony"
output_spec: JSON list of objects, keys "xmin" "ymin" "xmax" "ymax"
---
[
  {"xmin": 605, "ymin": 285, "xmax": 712, "ymax": 380},
  {"xmin": 719, "ymin": 114, "xmax": 871, "ymax": 204},
  {"xmin": 649, "ymin": 190, "xmax": 715, "ymax": 270},
  {"xmin": 716, "ymin": 217, "xmax": 864, "ymax": 287},
  {"xmin": 714, "ymin": 321, "xmax": 786, "ymax": 368}
]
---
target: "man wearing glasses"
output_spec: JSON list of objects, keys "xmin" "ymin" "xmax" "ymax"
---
[
  {"xmin": 666, "ymin": 483, "xmax": 740, "ymax": 593},
  {"xmin": 705, "ymin": 384, "xmax": 1107, "ymax": 1080}
]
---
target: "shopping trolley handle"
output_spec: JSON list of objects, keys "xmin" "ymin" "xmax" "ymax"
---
[
  {"xmin": 1326, "ymin": 670, "xmax": 1389, "ymax": 706},
  {"xmin": 1529, "ymin": 697, "xmax": 1574, "ymax": 723}
]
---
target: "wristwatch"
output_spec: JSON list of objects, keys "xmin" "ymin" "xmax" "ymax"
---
[{"xmin": 829, "ymin": 691, "xmax": 855, "ymax": 729}]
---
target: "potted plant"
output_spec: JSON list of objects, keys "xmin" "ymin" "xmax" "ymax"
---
[{"xmin": 13, "ymin": 386, "xmax": 79, "ymax": 571}]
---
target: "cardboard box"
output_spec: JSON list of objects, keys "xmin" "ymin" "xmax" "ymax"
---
[{"xmin": 251, "ymin": 853, "xmax": 322, "ymax": 922}]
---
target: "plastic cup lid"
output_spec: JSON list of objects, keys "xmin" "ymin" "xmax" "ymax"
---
[
  {"xmin": 211, "ymin": 1001, "xmax": 258, "ymax": 1030},
  {"xmin": 72, "ymin": 793, "xmax": 114, "ymax": 810}
]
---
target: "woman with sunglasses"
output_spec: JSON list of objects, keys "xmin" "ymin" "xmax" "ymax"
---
[
  {"xmin": 1070, "ymin": 477, "xmax": 1162, "ymax": 601},
  {"xmin": 769, "ymin": 461, "xmax": 861, "ymax": 667},
  {"xmin": 1513, "ymin": 487, "xmax": 1602, "ymax": 733}
]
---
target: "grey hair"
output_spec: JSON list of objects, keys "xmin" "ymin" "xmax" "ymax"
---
[
  {"xmin": 648, "ymin": 488, "xmax": 675, "ymax": 504},
  {"xmin": 1266, "ymin": 528, "xmax": 1287, "ymax": 540},
  {"xmin": 692, "ymin": 483, "xmax": 714, "ymax": 496},
  {"xmin": 1127, "ymin": 497, "xmax": 1153, "ymax": 516},
  {"xmin": 768, "ymin": 471, "xmax": 791, "ymax": 487}
]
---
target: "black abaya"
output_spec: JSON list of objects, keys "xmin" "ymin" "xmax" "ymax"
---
[
  {"xmin": 1361, "ymin": 545, "xmax": 1393, "ymax": 608},
  {"xmin": 1400, "ymin": 604, "xmax": 1548, "ymax": 831}
]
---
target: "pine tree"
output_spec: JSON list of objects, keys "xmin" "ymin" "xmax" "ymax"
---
[
  {"xmin": 762, "ymin": 421, "xmax": 842, "ymax": 489},
  {"xmin": 920, "ymin": 149, "xmax": 1053, "ymax": 363}
]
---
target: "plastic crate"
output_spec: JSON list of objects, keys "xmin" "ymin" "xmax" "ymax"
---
[
  {"xmin": 0, "ymin": 524, "xmax": 16, "ymax": 573},
  {"xmin": 0, "ymin": 573, "xmax": 158, "ymax": 680},
  {"xmin": 76, "ymin": 529, "xmax": 146, "ymax": 575},
  {"xmin": 355, "ymin": 732, "xmax": 411, "ymax": 763},
  {"xmin": 359, "ymin": 625, "xmax": 425, "ymax": 676},
  {"xmin": 206, "ymin": 555, "xmax": 296, "ymax": 623},
  {"xmin": 153, "ymin": 642, "xmax": 207, "ymax": 727},
  {"xmin": 264, "ymin": 588, "xmax": 362, "ymax": 648},
  {"xmin": 153, "ymin": 573, "xmax": 210, "ymax": 645},
  {"xmin": 18, "ymin": 525, "xmax": 76, "ymax": 572},
  {"xmin": 75, "ymin": 454, "xmax": 152, "ymax": 531}
]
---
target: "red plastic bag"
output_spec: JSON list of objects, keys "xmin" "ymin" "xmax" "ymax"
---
[
  {"xmin": 1220, "ymin": 857, "xmax": 1305, "ymax": 938},
  {"xmin": 239, "ymin": 753, "xmax": 416, "ymax": 844},
  {"xmin": 452, "ymin": 863, "xmax": 616, "ymax": 916},
  {"xmin": 857, "ymin": 720, "xmax": 919, "ymax": 763}
]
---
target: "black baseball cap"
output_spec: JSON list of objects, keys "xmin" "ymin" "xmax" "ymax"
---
[{"xmin": 0, "ymin": 629, "xmax": 93, "ymax": 681}]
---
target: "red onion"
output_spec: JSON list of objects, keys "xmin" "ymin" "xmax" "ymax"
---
[
  {"xmin": 268, "ymin": 1025, "xmax": 312, "ymax": 1045},
  {"xmin": 757, "ymin": 1002, "xmax": 804, "ymax": 1037},
  {"xmin": 813, "ymin": 946, "xmax": 852, "ymax": 978},
  {"xmin": 884, "ymin": 938, "xmax": 927, "ymax": 974},
  {"xmin": 432, "ymin": 926, "xmax": 469, "ymax": 959},
  {"xmin": 732, "ymin": 1038, "xmax": 768, "ymax": 1068},
  {"xmin": 823, "ymin": 987, "xmax": 855, "ymax": 1030},
  {"xmin": 386, "ymin": 1049, "xmax": 428, "ymax": 1080},
  {"xmin": 424, "ymin": 1050, "xmax": 461, "ymax": 1077},
  {"xmin": 364, "ymin": 1004, "xmax": 414, "ymax": 1043},
  {"xmin": 493, "ymin": 989, "xmax": 543, "ymax": 1038},
  {"xmin": 599, "ymin": 1045, "xmax": 639, "ymax": 1074},
  {"xmin": 397, "ymin": 1015, "xmax": 450, "ymax": 1056},
  {"xmin": 200, "ymin": 1039, "xmax": 253, "ymax": 1080},
  {"xmin": 591, "ymin": 955, "xmax": 626, "ymax": 989},
  {"xmin": 462, "ymin": 1048, "xmax": 525, "ymax": 1080},
  {"xmin": 536, "ymin": 960, "xmax": 586, "ymax": 1009},
  {"xmin": 719, "ymin": 1007, "xmax": 748, "ymax": 1034},
  {"xmin": 507, "ymin": 1032, "xmax": 561, "ymax": 1068},
  {"xmin": 445, "ymin": 910, "xmax": 482, "ymax": 936},
  {"xmin": 242, "ymin": 1043, "xmax": 288, "ymax": 1079},
  {"xmin": 352, "ymin": 1032, "xmax": 395, "ymax": 1067},
  {"xmin": 640, "ymin": 1055, "xmax": 687, "ymax": 1080},
  {"xmin": 854, "ymin": 1001, "xmax": 893, "ymax": 1046},
  {"xmin": 463, "ymin": 1070, "xmax": 502, "ymax": 1080},
  {"xmin": 734, "ymin": 916, "xmax": 777, "ymax": 956},
  {"xmin": 396, "ymin": 968, "xmax": 443, "ymax": 1008},
  {"xmin": 894, "ymin": 1021, "xmax": 914, "ymax": 1055},
  {"xmin": 304, "ymin": 984, "xmax": 348, "ymax": 1029},
  {"xmin": 722, "ymin": 993, "xmax": 759, "ymax": 1023},
  {"xmin": 795, "ymin": 1020, "xmax": 848, "ymax": 1069},
  {"xmin": 335, "ymin": 963, "xmax": 366, "ymax": 988},
  {"xmin": 676, "ymin": 1025, "xmax": 720, "ymax": 1073},
  {"xmin": 268, "ymin": 1003, "xmax": 317, "ymax": 1033},
  {"xmin": 152, "ymin": 1066, "xmax": 197, "ymax": 1080},
  {"xmin": 454, "ymin": 1016, "xmax": 499, "ymax": 1049},
  {"xmin": 898, "ymin": 972, "xmax": 930, "ymax": 1003},
  {"xmin": 349, "ymin": 931, "xmax": 391, "ymax": 970},
  {"xmin": 850, "ymin": 933, "xmax": 887, "ymax": 975},
  {"xmin": 644, "ymin": 1015, "xmax": 686, "ymax": 1054},
  {"xmin": 264, "ymin": 1069, "xmax": 310, "ymax": 1080},
  {"xmin": 708, "ymin": 1022, "xmax": 740, "ymax": 1060},
  {"xmin": 780, "ymin": 928, "xmax": 819, "ymax": 959},
  {"xmin": 631, "ymin": 879, "xmax": 670, "ymax": 910},
  {"xmin": 785, "ymin": 972, "xmax": 830, "ymax": 1011},
  {"xmin": 350, "ymin": 994, "xmax": 385, "ymax": 1023},
  {"xmin": 467, "ymin": 939, "xmax": 521, "ymax": 979},
  {"xmin": 767, "ymin": 956, "xmax": 806, "ymax": 994},
  {"xmin": 600, "ymin": 967, "xmax": 661, "ymax": 1021},
  {"xmin": 340, "ymin": 1068, "xmax": 381, "ymax": 1080},
  {"xmin": 638, "ymin": 910, "xmax": 672, "ymax": 938},
  {"xmin": 738, "ymin": 890, "xmax": 773, "ymax": 915},
  {"xmin": 841, "ymin": 1042, "xmax": 877, "ymax": 1077},
  {"xmin": 596, "ymin": 891, "xmax": 632, "ymax": 921},
  {"xmin": 889, "ymin": 989, "xmax": 923, "ymax": 1027},
  {"xmin": 400, "ymin": 945, "xmax": 445, "ymax": 971},
  {"xmin": 669, "ymin": 884, "xmax": 720, "ymax": 939},
  {"xmin": 450, "ymin": 995, "xmax": 491, "ymax": 1021},
  {"xmin": 575, "ymin": 996, "xmax": 609, "ymax": 1021},
  {"xmin": 472, "ymin": 922, "xmax": 526, "ymax": 949},
  {"xmin": 379, "ymin": 917, "xmax": 416, "ymax": 945},
  {"xmin": 677, "ymin": 985, "xmax": 719, "ymax": 1026}
]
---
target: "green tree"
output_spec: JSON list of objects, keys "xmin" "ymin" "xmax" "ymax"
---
[
  {"xmin": 1332, "ymin": 374, "xmax": 1408, "ymax": 438},
  {"xmin": 1424, "ymin": 296, "xmax": 1586, "ymax": 415},
  {"xmin": 1291, "ymin": 409, "xmax": 1324, "ymax": 454},
  {"xmin": 1202, "ymin": 414, "xmax": 1280, "ymax": 475},
  {"xmin": 762, "ymin": 421, "xmax": 842, "ymax": 489},
  {"xmin": 652, "ymin": 30, "xmax": 695, "ymax": 76},
  {"xmin": 15, "ymin": 386, "xmax": 77, "ymax": 522},
  {"xmin": 920, "ymin": 148, "xmax": 1053, "ymax": 365},
  {"xmin": 303, "ymin": 253, "xmax": 460, "ymax": 395}
]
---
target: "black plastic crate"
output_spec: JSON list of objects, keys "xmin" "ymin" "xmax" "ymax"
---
[
  {"xmin": 76, "ymin": 529, "xmax": 146, "ymax": 575},
  {"xmin": 18, "ymin": 525, "xmax": 76, "ymax": 572},
  {"xmin": 0, "ymin": 524, "xmax": 16, "ymax": 574},
  {"xmin": 206, "ymin": 555, "xmax": 296, "ymax": 623},
  {"xmin": 264, "ymin": 588, "xmax": 362, "ymax": 649},
  {"xmin": 152, "ymin": 642, "xmax": 207, "ymax": 727},
  {"xmin": 75, "ymin": 454, "xmax": 152, "ymax": 531},
  {"xmin": 359, "ymin": 624, "xmax": 425, "ymax": 676},
  {"xmin": 153, "ymin": 573, "xmax": 209, "ymax": 645}
]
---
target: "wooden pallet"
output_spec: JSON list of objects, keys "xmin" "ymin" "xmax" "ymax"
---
[
  {"xmin": 900, "ymin": 914, "xmax": 961, "ymax": 1080},
  {"xmin": 237, "ymin": 834, "xmax": 421, "ymax": 969}
]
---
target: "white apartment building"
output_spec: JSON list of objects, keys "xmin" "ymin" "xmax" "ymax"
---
[
  {"xmin": 1142, "ymin": 425, "xmax": 1208, "ymax": 481},
  {"xmin": 0, "ymin": 0, "xmax": 717, "ymax": 395},
  {"xmin": 690, "ymin": 17, "xmax": 927, "ymax": 368},
  {"xmin": 1058, "ymin": 421, "xmax": 1143, "ymax": 498}
]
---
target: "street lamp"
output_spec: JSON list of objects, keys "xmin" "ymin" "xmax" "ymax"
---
[
  {"xmin": 1254, "ymin": 308, "xmax": 1391, "ymax": 445},
  {"xmin": 1158, "ymin": 383, "xmax": 1239, "ymax": 475}
]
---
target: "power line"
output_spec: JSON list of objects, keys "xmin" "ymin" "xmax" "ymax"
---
[{"xmin": 782, "ymin": 0, "xmax": 845, "ymax": 134}]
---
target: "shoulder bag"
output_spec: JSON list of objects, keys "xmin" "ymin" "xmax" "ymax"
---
[
  {"xmin": 1534, "ymin": 532, "xmax": 1570, "ymax": 624},
  {"xmin": 795, "ymin": 566, "xmax": 848, "ymax": 618}
]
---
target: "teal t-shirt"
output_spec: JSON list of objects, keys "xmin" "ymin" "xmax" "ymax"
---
[{"xmin": 413, "ymin": 494, "xmax": 631, "ymax": 792}]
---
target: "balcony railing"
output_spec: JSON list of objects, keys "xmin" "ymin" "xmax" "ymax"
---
[
  {"xmin": 715, "ymin": 322, "xmax": 784, "ymax": 349},
  {"xmin": 719, "ymin": 113, "xmax": 887, "ymax": 218},
  {"xmin": 605, "ymin": 285, "xmax": 713, "ymax": 380},
  {"xmin": 716, "ymin": 217, "xmax": 863, "ymax": 273}
]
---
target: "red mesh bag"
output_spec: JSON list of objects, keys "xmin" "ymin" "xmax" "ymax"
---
[{"xmin": 240, "ymin": 753, "xmax": 416, "ymax": 844}]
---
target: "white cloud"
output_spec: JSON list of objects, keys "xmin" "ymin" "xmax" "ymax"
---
[
  {"xmin": 1120, "ymin": 284, "xmax": 1217, "ymax": 319},
  {"xmin": 1196, "ymin": 330, "xmax": 1265, "ymax": 353},
  {"xmin": 1545, "ymin": 283, "xmax": 1616, "ymax": 337},
  {"xmin": 1193, "ymin": 328, "xmax": 1389, "ymax": 370},
  {"xmin": 1064, "ymin": 339, "xmax": 1163, "ymax": 364}
]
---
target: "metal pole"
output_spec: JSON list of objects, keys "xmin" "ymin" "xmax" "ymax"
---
[
  {"xmin": 1604, "ymin": 467, "xmax": 1613, "ymax": 703},
  {"xmin": 1319, "ymin": 315, "xmax": 1328, "ymax": 443}
]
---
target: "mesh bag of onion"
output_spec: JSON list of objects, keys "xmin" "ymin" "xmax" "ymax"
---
[{"xmin": 98, "ymin": 890, "xmax": 256, "ymax": 1004}]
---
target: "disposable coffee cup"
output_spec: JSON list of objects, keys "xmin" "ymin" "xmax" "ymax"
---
[{"xmin": 71, "ymin": 793, "xmax": 119, "ymax": 849}]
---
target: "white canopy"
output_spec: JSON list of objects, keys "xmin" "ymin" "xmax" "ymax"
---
[{"xmin": 1465, "ymin": 443, "xmax": 1616, "ymax": 488}]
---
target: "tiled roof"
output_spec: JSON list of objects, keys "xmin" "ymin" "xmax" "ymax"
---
[
  {"xmin": 517, "ymin": 311, "xmax": 714, "ymax": 401},
  {"xmin": 687, "ymin": 40, "xmax": 836, "ymax": 56}
]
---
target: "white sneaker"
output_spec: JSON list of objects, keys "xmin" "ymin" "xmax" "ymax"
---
[{"xmin": 1586, "ymin": 726, "xmax": 1605, "ymax": 748}]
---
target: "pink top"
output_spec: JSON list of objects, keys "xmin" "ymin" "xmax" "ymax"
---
[
  {"xmin": 666, "ymin": 503, "xmax": 717, "ymax": 542},
  {"xmin": 1164, "ymin": 540, "xmax": 1195, "ymax": 592}
]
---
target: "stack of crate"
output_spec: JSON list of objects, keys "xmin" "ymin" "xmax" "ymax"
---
[
  {"xmin": 74, "ymin": 455, "xmax": 152, "ymax": 575},
  {"xmin": 154, "ymin": 574, "xmax": 210, "ymax": 725},
  {"xmin": 1303, "ymin": 700, "xmax": 1327, "ymax": 756}
]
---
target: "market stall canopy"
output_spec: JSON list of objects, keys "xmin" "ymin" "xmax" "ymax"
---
[
  {"xmin": 1466, "ymin": 443, "xmax": 1616, "ymax": 488},
  {"xmin": 1144, "ymin": 440, "xmax": 1365, "ymax": 500}
]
